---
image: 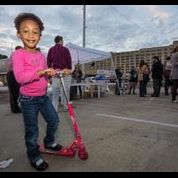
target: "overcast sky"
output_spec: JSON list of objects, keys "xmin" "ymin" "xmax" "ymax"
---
[{"xmin": 0, "ymin": 5, "xmax": 178, "ymax": 57}]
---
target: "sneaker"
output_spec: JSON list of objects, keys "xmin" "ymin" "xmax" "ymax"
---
[
  {"xmin": 44, "ymin": 143, "xmax": 63, "ymax": 151},
  {"xmin": 31, "ymin": 159, "xmax": 48, "ymax": 171}
]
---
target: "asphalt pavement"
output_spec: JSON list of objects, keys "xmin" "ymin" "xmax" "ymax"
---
[{"xmin": 0, "ymin": 87, "xmax": 178, "ymax": 172}]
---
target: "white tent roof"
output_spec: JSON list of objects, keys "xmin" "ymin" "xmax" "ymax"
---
[{"xmin": 65, "ymin": 42, "xmax": 111, "ymax": 68}]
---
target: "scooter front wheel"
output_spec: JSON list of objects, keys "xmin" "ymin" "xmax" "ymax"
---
[{"xmin": 78, "ymin": 149, "xmax": 88, "ymax": 160}]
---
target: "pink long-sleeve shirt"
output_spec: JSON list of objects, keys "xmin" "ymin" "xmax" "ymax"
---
[{"xmin": 12, "ymin": 48, "xmax": 48, "ymax": 96}]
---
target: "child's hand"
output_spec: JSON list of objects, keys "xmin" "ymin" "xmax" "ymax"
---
[
  {"xmin": 44, "ymin": 68, "xmax": 57, "ymax": 77},
  {"xmin": 63, "ymin": 68, "xmax": 71, "ymax": 76},
  {"xmin": 37, "ymin": 68, "xmax": 57, "ymax": 77},
  {"xmin": 37, "ymin": 69, "xmax": 46, "ymax": 77}
]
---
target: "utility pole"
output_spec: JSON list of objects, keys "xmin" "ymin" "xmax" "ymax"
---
[
  {"xmin": 10, "ymin": 42, "xmax": 13, "ymax": 53},
  {"xmin": 83, "ymin": 5, "xmax": 86, "ymax": 48},
  {"xmin": 82, "ymin": 5, "xmax": 86, "ymax": 77}
]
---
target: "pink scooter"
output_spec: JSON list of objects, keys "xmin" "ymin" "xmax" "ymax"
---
[{"xmin": 39, "ymin": 70, "xmax": 88, "ymax": 160}]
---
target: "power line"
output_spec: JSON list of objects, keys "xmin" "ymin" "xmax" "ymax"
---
[
  {"xmin": 109, "ymin": 5, "xmax": 176, "ymax": 47},
  {"xmin": 109, "ymin": 5, "xmax": 148, "ymax": 33}
]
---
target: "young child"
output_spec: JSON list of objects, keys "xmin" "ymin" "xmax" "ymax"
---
[{"xmin": 12, "ymin": 12, "xmax": 63, "ymax": 171}]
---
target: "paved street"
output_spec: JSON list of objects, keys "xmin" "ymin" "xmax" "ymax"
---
[{"xmin": 0, "ymin": 88, "xmax": 178, "ymax": 172}]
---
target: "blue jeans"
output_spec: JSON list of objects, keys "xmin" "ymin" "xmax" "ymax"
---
[{"xmin": 19, "ymin": 94, "xmax": 59, "ymax": 163}]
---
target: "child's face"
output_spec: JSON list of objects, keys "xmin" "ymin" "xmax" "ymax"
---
[{"xmin": 17, "ymin": 19, "xmax": 41, "ymax": 51}]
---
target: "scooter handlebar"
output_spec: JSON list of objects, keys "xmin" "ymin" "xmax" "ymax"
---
[{"xmin": 55, "ymin": 69, "xmax": 71, "ymax": 77}]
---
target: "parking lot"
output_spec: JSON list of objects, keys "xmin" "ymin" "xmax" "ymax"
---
[{"xmin": 0, "ymin": 88, "xmax": 178, "ymax": 172}]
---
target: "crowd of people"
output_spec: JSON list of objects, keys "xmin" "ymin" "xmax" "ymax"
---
[{"xmin": 114, "ymin": 49, "xmax": 178, "ymax": 103}]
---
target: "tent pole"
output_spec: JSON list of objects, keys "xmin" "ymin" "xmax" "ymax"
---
[
  {"xmin": 82, "ymin": 64, "xmax": 85, "ymax": 79},
  {"xmin": 77, "ymin": 49, "xmax": 79, "ymax": 64}
]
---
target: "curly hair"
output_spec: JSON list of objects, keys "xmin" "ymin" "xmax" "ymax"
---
[{"xmin": 14, "ymin": 12, "xmax": 44, "ymax": 34}]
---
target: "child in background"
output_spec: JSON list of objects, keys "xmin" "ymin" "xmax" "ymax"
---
[{"xmin": 12, "ymin": 12, "xmax": 63, "ymax": 171}]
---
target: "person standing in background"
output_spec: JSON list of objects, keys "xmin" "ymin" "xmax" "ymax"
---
[
  {"xmin": 47, "ymin": 35, "xmax": 72, "ymax": 112},
  {"xmin": 72, "ymin": 64, "xmax": 83, "ymax": 99},
  {"xmin": 137, "ymin": 60, "xmax": 148, "ymax": 97},
  {"xmin": 115, "ymin": 67, "xmax": 123, "ymax": 95},
  {"xmin": 151, "ymin": 56, "xmax": 163, "ymax": 97},
  {"xmin": 144, "ymin": 62, "xmax": 150, "ymax": 96},
  {"xmin": 164, "ymin": 56, "xmax": 172, "ymax": 95},
  {"xmin": 6, "ymin": 46, "xmax": 22, "ymax": 113},
  {"xmin": 170, "ymin": 46, "xmax": 178, "ymax": 103},
  {"xmin": 128, "ymin": 66, "xmax": 138, "ymax": 95}
]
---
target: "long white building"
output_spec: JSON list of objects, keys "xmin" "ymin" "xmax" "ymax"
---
[{"xmin": 84, "ymin": 40, "xmax": 178, "ymax": 76}]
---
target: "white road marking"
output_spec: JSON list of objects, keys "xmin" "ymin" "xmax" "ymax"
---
[{"xmin": 96, "ymin": 114, "xmax": 178, "ymax": 128}]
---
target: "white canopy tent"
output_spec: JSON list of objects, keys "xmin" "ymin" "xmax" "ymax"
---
[
  {"xmin": 65, "ymin": 43, "xmax": 120, "ymax": 93},
  {"xmin": 65, "ymin": 42, "xmax": 111, "ymax": 70}
]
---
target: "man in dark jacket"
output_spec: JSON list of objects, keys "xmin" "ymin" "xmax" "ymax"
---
[{"xmin": 151, "ymin": 56, "xmax": 163, "ymax": 97}]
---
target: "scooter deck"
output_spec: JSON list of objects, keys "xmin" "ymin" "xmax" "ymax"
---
[{"xmin": 39, "ymin": 144, "xmax": 76, "ymax": 157}]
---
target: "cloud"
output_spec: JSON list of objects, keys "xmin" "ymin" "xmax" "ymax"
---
[
  {"xmin": 141, "ymin": 5, "xmax": 170, "ymax": 20},
  {"xmin": 0, "ymin": 5, "xmax": 178, "ymax": 57}
]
